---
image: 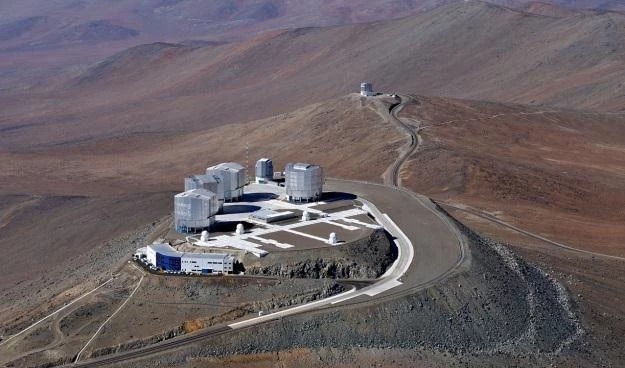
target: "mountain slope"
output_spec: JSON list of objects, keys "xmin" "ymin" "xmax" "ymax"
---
[
  {"xmin": 1, "ymin": 2, "xmax": 624, "ymax": 150},
  {"xmin": 400, "ymin": 95, "xmax": 625, "ymax": 255},
  {"xmin": 4, "ymin": 0, "xmax": 622, "ymax": 88},
  {"xmin": 0, "ymin": 94, "xmax": 405, "ymax": 196},
  {"xmin": 0, "ymin": 0, "xmax": 458, "ymax": 87}
]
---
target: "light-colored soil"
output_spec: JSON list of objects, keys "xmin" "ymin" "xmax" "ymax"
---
[
  {"xmin": 84, "ymin": 275, "xmax": 342, "ymax": 359},
  {"xmin": 1, "ymin": 71, "xmax": 625, "ymax": 367},
  {"xmin": 0, "ymin": 95, "xmax": 404, "ymax": 196},
  {"xmin": 0, "ymin": 192, "xmax": 171, "ymax": 295},
  {"xmin": 3, "ymin": 1, "xmax": 625, "ymax": 153},
  {"xmin": 0, "ymin": 264, "xmax": 141, "ymax": 367}
]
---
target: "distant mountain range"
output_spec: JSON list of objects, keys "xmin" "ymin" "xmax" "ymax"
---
[
  {"xmin": 1, "ymin": 1, "xmax": 623, "ymax": 151},
  {"xmin": 0, "ymin": 0, "xmax": 622, "ymax": 82}
]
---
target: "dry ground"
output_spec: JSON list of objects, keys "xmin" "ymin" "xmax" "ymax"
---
[
  {"xmin": 400, "ymin": 96, "xmax": 625, "ymax": 256},
  {"xmin": 0, "ymin": 94, "xmax": 403, "ymax": 196},
  {"xmin": 1, "ymin": 2, "xmax": 625, "ymax": 367},
  {"xmin": 443, "ymin": 207, "xmax": 625, "ymax": 366},
  {"xmin": 2, "ymin": 2, "xmax": 625, "ymax": 152},
  {"xmin": 81, "ymin": 275, "xmax": 343, "ymax": 361},
  {"xmin": 2, "ymin": 92, "xmax": 625, "ymax": 366}
]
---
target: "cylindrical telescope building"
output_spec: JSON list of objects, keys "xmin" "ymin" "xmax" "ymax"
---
[
  {"xmin": 284, "ymin": 163, "xmax": 324, "ymax": 202},
  {"xmin": 255, "ymin": 158, "xmax": 274, "ymax": 183},
  {"xmin": 360, "ymin": 82, "xmax": 375, "ymax": 97},
  {"xmin": 184, "ymin": 174, "xmax": 224, "ymax": 210},
  {"xmin": 174, "ymin": 189, "xmax": 220, "ymax": 233},
  {"xmin": 206, "ymin": 162, "xmax": 246, "ymax": 202}
]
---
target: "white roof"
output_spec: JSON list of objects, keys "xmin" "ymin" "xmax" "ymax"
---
[
  {"xmin": 258, "ymin": 158, "xmax": 271, "ymax": 163},
  {"xmin": 148, "ymin": 242, "xmax": 232, "ymax": 261},
  {"xmin": 251, "ymin": 208, "xmax": 295, "ymax": 220},
  {"xmin": 175, "ymin": 189, "xmax": 217, "ymax": 199},
  {"xmin": 148, "ymin": 243, "xmax": 179, "ymax": 257},
  {"xmin": 188, "ymin": 174, "xmax": 220, "ymax": 184},
  {"xmin": 287, "ymin": 162, "xmax": 320, "ymax": 171},
  {"xmin": 209, "ymin": 162, "xmax": 245, "ymax": 172},
  {"xmin": 181, "ymin": 252, "xmax": 233, "ymax": 261}
]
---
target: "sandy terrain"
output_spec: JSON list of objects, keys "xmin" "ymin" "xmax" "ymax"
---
[
  {"xmin": 0, "ymin": 192, "xmax": 172, "ymax": 291},
  {"xmin": 2, "ymin": 2, "xmax": 625, "ymax": 154},
  {"xmin": 82, "ymin": 275, "xmax": 344, "ymax": 361},
  {"xmin": 0, "ymin": 94, "xmax": 403, "ymax": 195},
  {"xmin": 1, "ymin": 4, "xmax": 624, "ymax": 361},
  {"xmin": 1, "ymin": 90, "xmax": 624, "ymax": 366},
  {"xmin": 0, "ymin": 0, "xmax": 450, "ymax": 87},
  {"xmin": 399, "ymin": 96, "xmax": 625, "ymax": 256}
]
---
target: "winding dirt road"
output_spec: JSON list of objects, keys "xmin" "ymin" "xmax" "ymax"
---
[
  {"xmin": 63, "ymin": 95, "xmax": 467, "ymax": 367},
  {"xmin": 382, "ymin": 95, "xmax": 422, "ymax": 187}
]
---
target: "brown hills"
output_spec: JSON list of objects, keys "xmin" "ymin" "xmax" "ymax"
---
[
  {"xmin": 502, "ymin": 0, "xmax": 625, "ymax": 11},
  {"xmin": 2, "ymin": 92, "xmax": 624, "ymax": 366},
  {"xmin": 1, "ymin": 0, "xmax": 622, "ymax": 86},
  {"xmin": 1, "ymin": 0, "xmax": 624, "ymax": 294},
  {"xmin": 399, "ymin": 96, "xmax": 625, "ymax": 256},
  {"xmin": 0, "ymin": 0, "xmax": 445, "ymax": 86},
  {"xmin": 0, "ymin": 94, "xmax": 404, "ymax": 196},
  {"xmin": 1, "ymin": 2, "xmax": 625, "ymax": 366},
  {"xmin": 2, "ymin": 1, "xmax": 625, "ymax": 153}
]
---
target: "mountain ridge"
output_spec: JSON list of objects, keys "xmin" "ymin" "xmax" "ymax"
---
[{"xmin": 1, "ymin": 1, "xmax": 624, "ymax": 151}]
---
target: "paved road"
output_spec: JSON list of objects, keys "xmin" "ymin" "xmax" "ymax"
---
[
  {"xmin": 68, "ymin": 179, "xmax": 467, "ymax": 367},
  {"xmin": 65, "ymin": 95, "xmax": 467, "ymax": 367},
  {"xmin": 325, "ymin": 179, "xmax": 466, "ymax": 303},
  {"xmin": 383, "ymin": 95, "xmax": 422, "ymax": 187}
]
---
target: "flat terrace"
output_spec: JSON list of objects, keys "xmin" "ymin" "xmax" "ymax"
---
[{"xmin": 183, "ymin": 184, "xmax": 382, "ymax": 256}]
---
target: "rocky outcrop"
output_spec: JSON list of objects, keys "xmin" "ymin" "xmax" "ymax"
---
[
  {"xmin": 131, "ymin": 211, "xmax": 583, "ymax": 365},
  {"xmin": 245, "ymin": 230, "xmax": 396, "ymax": 280}
]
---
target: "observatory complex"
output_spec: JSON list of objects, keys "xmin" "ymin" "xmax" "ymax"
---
[
  {"xmin": 142, "ymin": 243, "xmax": 234, "ymax": 274},
  {"xmin": 184, "ymin": 174, "xmax": 224, "ymax": 210},
  {"xmin": 285, "ymin": 163, "xmax": 324, "ymax": 202},
  {"xmin": 177, "ymin": 161, "xmax": 247, "ymax": 234},
  {"xmin": 138, "ymin": 157, "xmax": 383, "ymax": 277},
  {"xmin": 175, "ymin": 160, "xmax": 325, "ymax": 233}
]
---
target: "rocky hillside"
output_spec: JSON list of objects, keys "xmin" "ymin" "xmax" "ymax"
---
[
  {"xmin": 244, "ymin": 229, "xmax": 397, "ymax": 280},
  {"xmin": 112, "ymin": 215, "xmax": 585, "ymax": 367}
]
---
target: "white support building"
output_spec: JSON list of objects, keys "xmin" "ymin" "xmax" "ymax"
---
[
  {"xmin": 146, "ymin": 243, "xmax": 234, "ymax": 274},
  {"xmin": 206, "ymin": 162, "xmax": 246, "ymax": 202}
]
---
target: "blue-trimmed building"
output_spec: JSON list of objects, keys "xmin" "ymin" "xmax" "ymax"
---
[{"xmin": 146, "ymin": 243, "xmax": 234, "ymax": 274}]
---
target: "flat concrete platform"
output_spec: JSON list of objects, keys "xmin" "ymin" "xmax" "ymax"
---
[
  {"xmin": 295, "ymin": 221, "xmax": 371, "ymax": 243},
  {"xmin": 187, "ymin": 183, "xmax": 380, "ymax": 256},
  {"xmin": 325, "ymin": 179, "xmax": 467, "ymax": 299},
  {"xmin": 259, "ymin": 231, "xmax": 326, "ymax": 250}
]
